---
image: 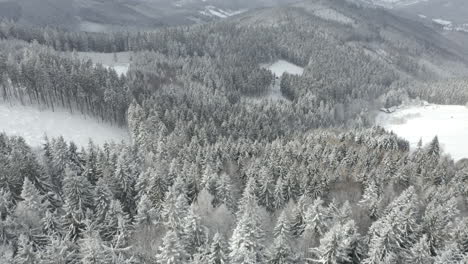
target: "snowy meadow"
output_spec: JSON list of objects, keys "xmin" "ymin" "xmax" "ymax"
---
[
  {"xmin": 0, "ymin": 103, "xmax": 128, "ymax": 147},
  {"xmin": 376, "ymin": 103, "xmax": 468, "ymax": 161}
]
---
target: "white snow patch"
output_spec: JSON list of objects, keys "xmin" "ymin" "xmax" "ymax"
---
[
  {"xmin": 0, "ymin": 103, "xmax": 128, "ymax": 148},
  {"xmin": 200, "ymin": 6, "xmax": 246, "ymax": 18},
  {"xmin": 362, "ymin": 0, "xmax": 429, "ymax": 8},
  {"xmin": 313, "ymin": 8, "xmax": 354, "ymax": 25},
  {"xmin": 376, "ymin": 103, "xmax": 468, "ymax": 161},
  {"xmin": 432, "ymin": 18, "xmax": 452, "ymax": 26},
  {"xmin": 252, "ymin": 60, "xmax": 304, "ymax": 101},
  {"xmin": 418, "ymin": 14, "xmax": 427, "ymax": 19},
  {"xmin": 262, "ymin": 60, "xmax": 304, "ymax": 77},
  {"xmin": 75, "ymin": 52, "xmax": 131, "ymax": 76}
]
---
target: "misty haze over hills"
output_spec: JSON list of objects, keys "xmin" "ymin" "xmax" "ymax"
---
[{"xmin": 0, "ymin": 0, "xmax": 298, "ymax": 31}]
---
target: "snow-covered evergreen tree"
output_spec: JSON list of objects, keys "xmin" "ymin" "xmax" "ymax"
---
[
  {"xmin": 135, "ymin": 194, "xmax": 158, "ymax": 227},
  {"xmin": 156, "ymin": 229, "xmax": 188, "ymax": 264},
  {"xmin": 266, "ymin": 210, "xmax": 296, "ymax": 264},
  {"xmin": 229, "ymin": 177, "xmax": 266, "ymax": 264},
  {"xmin": 182, "ymin": 206, "xmax": 207, "ymax": 257},
  {"xmin": 207, "ymin": 232, "xmax": 228, "ymax": 264}
]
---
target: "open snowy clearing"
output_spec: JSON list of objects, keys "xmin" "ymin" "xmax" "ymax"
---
[
  {"xmin": 254, "ymin": 60, "xmax": 304, "ymax": 101},
  {"xmin": 200, "ymin": 6, "xmax": 246, "ymax": 18},
  {"xmin": 0, "ymin": 103, "xmax": 128, "ymax": 148},
  {"xmin": 75, "ymin": 52, "xmax": 132, "ymax": 76},
  {"xmin": 376, "ymin": 103, "xmax": 468, "ymax": 161},
  {"xmin": 262, "ymin": 60, "xmax": 304, "ymax": 77}
]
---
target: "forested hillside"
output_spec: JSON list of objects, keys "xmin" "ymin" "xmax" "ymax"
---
[{"xmin": 0, "ymin": 0, "xmax": 468, "ymax": 263}]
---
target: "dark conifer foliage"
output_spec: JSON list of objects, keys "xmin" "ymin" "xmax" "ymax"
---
[{"xmin": 1, "ymin": 0, "xmax": 468, "ymax": 262}]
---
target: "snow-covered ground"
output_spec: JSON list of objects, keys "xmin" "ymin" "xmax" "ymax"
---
[
  {"xmin": 362, "ymin": 0, "xmax": 429, "ymax": 8},
  {"xmin": 0, "ymin": 103, "xmax": 128, "ymax": 148},
  {"xmin": 263, "ymin": 60, "xmax": 304, "ymax": 77},
  {"xmin": 376, "ymin": 103, "xmax": 468, "ymax": 160},
  {"xmin": 199, "ymin": 6, "xmax": 246, "ymax": 18},
  {"xmin": 432, "ymin": 18, "xmax": 452, "ymax": 26},
  {"xmin": 75, "ymin": 52, "xmax": 131, "ymax": 76},
  {"xmin": 313, "ymin": 8, "xmax": 354, "ymax": 25},
  {"xmin": 255, "ymin": 60, "xmax": 304, "ymax": 101}
]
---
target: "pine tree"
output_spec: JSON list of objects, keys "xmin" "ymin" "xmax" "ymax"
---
[
  {"xmin": 182, "ymin": 206, "xmax": 207, "ymax": 257},
  {"xmin": 427, "ymin": 136, "xmax": 440, "ymax": 158},
  {"xmin": 215, "ymin": 173, "xmax": 237, "ymax": 213},
  {"xmin": 42, "ymin": 210, "xmax": 62, "ymax": 237},
  {"xmin": 156, "ymin": 229, "xmax": 188, "ymax": 264},
  {"xmin": 94, "ymin": 178, "xmax": 113, "ymax": 224},
  {"xmin": 266, "ymin": 210, "xmax": 296, "ymax": 264},
  {"xmin": 135, "ymin": 194, "xmax": 158, "ymax": 227},
  {"xmin": 39, "ymin": 235, "xmax": 77, "ymax": 264},
  {"xmin": 422, "ymin": 197, "xmax": 459, "ymax": 255},
  {"xmin": 258, "ymin": 167, "xmax": 275, "ymax": 212},
  {"xmin": 62, "ymin": 202, "xmax": 87, "ymax": 242},
  {"xmin": 113, "ymin": 151, "xmax": 137, "ymax": 215},
  {"xmin": 63, "ymin": 168, "xmax": 93, "ymax": 217},
  {"xmin": 13, "ymin": 235, "xmax": 37, "ymax": 264},
  {"xmin": 358, "ymin": 181, "xmax": 380, "ymax": 220},
  {"xmin": 0, "ymin": 188, "xmax": 14, "ymax": 220},
  {"xmin": 450, "ymin": 217, "xmax": 468, "ymax": 253},
  {"xmin": 364, "ymin": 187, "xmax": 419, "ymax": 264},
  {"xmin": 290, "ymin": 195, "xmax": 310, "ymax": 238},
  {"xmin": 100, "ymin": 200, "xmax": 129, "ymax": 242},
  {"xmin": 229, "ymin": 177, "xmax": 265, "ymax": 264},
  {"xmin": 273, "ymin": 177, "xmax": 286, "ymax": 210},
  {"xmin": 404, "ymin": 235, "xmax": 433, "ymax": 264},
  {"xmin": 20, "ymin": 177, "xmax": 44, "ymax": 213},
  {"xmin": 161, "ymin": 187, "xmax": 186, "ymax": 231},
  {"xmin": 302, "ymin": 197, "xmax": 332, "ymax": 251},
  {"xmin": 434, "ymin": 243, "xmax": 464, "ymax": 264},
  {"xmin": 80, "ymin": 230, "xmax": 111, "ymax": 264},
  {"xmin": 146, "ymin": 168, "xmax": 167, "ymax": 212},
  {"xmin": 201, "ymin": 164, "xmax": 218, "ymax": 196},
  {"xmin": 309, "ymin": 220, "xmax": 360, "ymax": 264},
  {"xmin": 207, "ymin": 232, "xmax": 228, "ymax": 264}
]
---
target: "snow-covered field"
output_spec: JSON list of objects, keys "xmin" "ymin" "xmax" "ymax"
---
[
  {"xmin": 376, "ymin": 103, "xmax": 468, "ymax": 161},
  {"xmin": 263, "ymin": 60, "xmax": 304, "ymax": 77},
  {"xmin": 253, "ymin": 60, "xmax": 305, "ymax": 101},
  {"xmin": 313, "ymin": 8, "xmax": 354, "ymax": 24},
  {"xmin": 75, "ymin": 52, "xmax": 132, "ymax": 76},
  {"xmin": 0, "ymin": 103, "xmax": 128, "ymax": 148},
  {"xmin": 200, "ymin": 6, "xmax": 246, "ymax": 18}
]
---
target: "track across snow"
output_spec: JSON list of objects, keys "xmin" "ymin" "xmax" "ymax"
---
[
  {"xmin": 0, "ymin": 103, "xmax": 128, "ymax": 148},
  {"xmin": 376, "ymin": 103, "xmax": 468, "ymax": 161}
]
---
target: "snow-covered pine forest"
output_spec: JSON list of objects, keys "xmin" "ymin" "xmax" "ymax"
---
[{"xmin": 0, "ymin": 0, "xmax": 468, "ymax": 263}]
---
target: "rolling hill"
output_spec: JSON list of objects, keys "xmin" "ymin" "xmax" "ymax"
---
[
  {"xmin": 231, "ymin": 0, "xmax": 468, "ymax": 79},
  {"xmin": 0, "ymin": 0, "xmax": 299, "ymax": 31}
]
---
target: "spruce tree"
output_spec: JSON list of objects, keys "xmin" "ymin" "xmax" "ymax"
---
[
  {"xmin": 13, "ymin": 235, "xmax": 37, "ymax": 264},
  {"xmin": 182, "ymin": 206, "xmax": 207, "ymax": 257},
  {"xmin": 207, "ymin": 232, "xmax": 228, "ymax": 264},
  {"xmin": 135, "ymin": 194, "xmax": 158, "ymax": 227},
  {"xmin": 229, "ymin": 177, "xmax": 265, "ymax": 264},
  {"xmin": 266, "ymin": 210, "xmax": 296, "ymax": 264},
  {"xmin": 156, "ymin": 229, "xmax": 188, "ymax": 264},
  {"xmin": 404, "ymin": 235, "xmax": 434, "ymax": 264}
]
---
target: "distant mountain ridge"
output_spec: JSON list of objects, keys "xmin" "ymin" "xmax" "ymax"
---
[{"xmin": 0, "ymin": 0, "xmax": 298, "ymax": 31}]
